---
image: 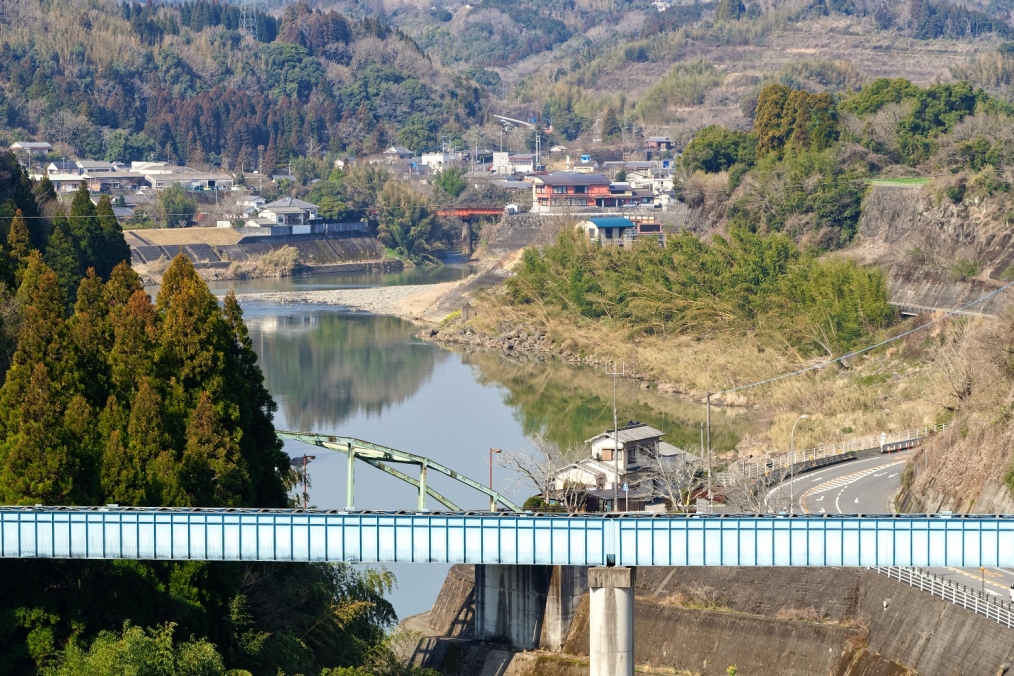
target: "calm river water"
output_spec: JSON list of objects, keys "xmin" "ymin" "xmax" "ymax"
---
[{"xmin": 204, "ymin": 265, "xmax": 749, "ymax": 620}]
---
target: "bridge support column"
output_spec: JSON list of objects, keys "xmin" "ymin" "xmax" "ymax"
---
[
  {"xmin": 474, "ymin": 564, "xmax": 587, "ymax": 650},
  {"xmin": 346, "ymin": 444, "xmax": 355, "ymax": 509},
  {"xmin": 589, "ymin": 566, "xmax": 635, "ymax": 676},
  {"xmin": 418, "ymin": 463, "xmax": 427, "ymax": 511}
]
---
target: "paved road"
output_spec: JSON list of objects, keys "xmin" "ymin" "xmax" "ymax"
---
[
  {"xmin": 778, "ymin": 451, "xmax": 1014, "ymax": 602},
  {"xmin": 766, "ymin": 451, "xmax": 909, "ymax": 515}
]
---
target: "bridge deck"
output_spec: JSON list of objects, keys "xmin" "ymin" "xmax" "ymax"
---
[{"xmin": 3, "ymin": 508, "xmax": 1013, "ymax": 567}]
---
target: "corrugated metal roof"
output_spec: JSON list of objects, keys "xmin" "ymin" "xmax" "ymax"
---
[
  {"xmin": 586, "ymin": 423, "xmax": 663, "ymax": 445},
  {"xmin": 586, "ymin": 217, "xmax": 635, "ymax": 229},
  {"xmin": 534, "ymin": 172, "xmax": 610, "ymax": 186}
]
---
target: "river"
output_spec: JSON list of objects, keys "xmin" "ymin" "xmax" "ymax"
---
[{"xmin": 205, "ymin": 265, "xmax": 750, "ymax": 620}]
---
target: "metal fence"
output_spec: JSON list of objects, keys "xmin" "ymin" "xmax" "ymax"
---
[
  {"xmin": 721, "ymin": 423, "xmax": 953, "ymax": 485},
  {"xmin": 870, "ymin": 566, "xmax": 1014, "ymax": 628}
]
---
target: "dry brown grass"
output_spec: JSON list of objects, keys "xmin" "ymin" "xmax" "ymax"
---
[
  {"xmin": 227, "ymin": 246, "xmax": 302, "ymax": 279},
  {"xmin": 659, "ymin": 583, "xmax": 731, "ymax": 611},
  {"xmin": 467, "ymin": 289, "xmax": 953, "ymax": 459},
  {"xmin": 905, "ymin": 312, "xmax": 1014, "ymax": 512}
]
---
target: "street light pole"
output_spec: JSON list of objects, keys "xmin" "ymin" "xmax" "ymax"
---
[
  {"xmin": 789, "ymin": 415, "xmax": 808, "ymax": 515},
  {"xmin": 489, "ymin": 448, "xmax": 501, "ymax": 511}
]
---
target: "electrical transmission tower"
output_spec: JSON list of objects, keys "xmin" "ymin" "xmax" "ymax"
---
[{"xmin": 240, "ymin": 0, "xmax": 257, "ymax": 39}]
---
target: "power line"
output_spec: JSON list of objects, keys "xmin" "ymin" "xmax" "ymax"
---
[{"xmin": 717, "ymin": 280, "xmax": 1014, "ymax": 396}]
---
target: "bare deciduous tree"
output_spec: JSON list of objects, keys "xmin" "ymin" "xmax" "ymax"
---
[
  {"xmin": 720, "ymin": 467, "xmax": 770, "ymax": 513},
  {"xmin": 495, "ymin": 434, "xmax": 586, "ymax": 512},
  {"xmin": 642, "ymin": 448, "xmax": 703, "ymax": 512}
]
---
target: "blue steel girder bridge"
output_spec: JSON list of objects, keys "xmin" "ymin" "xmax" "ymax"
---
[
  {"xmin": 277, "ymin": 430, "xmax": 523, "ymax": 513},
  {"xmin": 2, "ymin": 508, "xmax": 1014, "ymax": 567}
]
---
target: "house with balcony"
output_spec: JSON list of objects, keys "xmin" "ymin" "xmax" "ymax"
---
[
  {"xmin": 492, "ymin": 152, "xmax": 538, "ymax": 175},
  {"xmin": 85, "ymin": 172, "xmax": 145, "ymax": 193},
  {"xmin": 548, "ymin": 422, "xmax": 691, "ymax": 512},
  {"xmin": 76, "ymin": 160, "xmax": 118, "ymax": 174},
  {"xmin": 644, "ymin": 136, "xmax": 675, "ymax": 152},
  {"xmin": 253, "ymin": 197, "xmax": 320, "ymax": 231},
  {"xmin": 530, "ymin": 172, "xmax": 611, "ymax": 212}
]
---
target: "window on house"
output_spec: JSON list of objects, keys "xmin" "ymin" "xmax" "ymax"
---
[
  {"xmin": 536, "ymin": 185, "xmax": 545, "ymax": 193},
  {"xmin": 552, "ymin": 186, "xmax": 567, "ymax": 194},
  {"xmin": 574, "ymin": 185, "xmax": 587, "ymax": 194},
  {"xmin": 601, "ymin": 448, "xmax": 613, "ymax": 461},
  {"xmin": 628, "ymin": 448, "xmax": 637, "ymax": 463}
]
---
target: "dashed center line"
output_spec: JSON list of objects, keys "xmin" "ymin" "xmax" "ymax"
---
[{"xmin": 946, "ymin": 567, "xmax": 1011, "ymax": 591}]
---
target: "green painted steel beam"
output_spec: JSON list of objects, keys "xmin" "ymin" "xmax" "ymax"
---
[
  {"xmin": 360, "ymin": 458, "xmax": 458, "ymax": 511},
  {"xmin": 277, "ymin": 431, "xmax": 522, "ymax": 512}
]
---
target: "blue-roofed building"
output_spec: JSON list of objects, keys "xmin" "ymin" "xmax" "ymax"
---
[{"xmin": 576, "ymin": 217, "xmax": 636, "ymax": 245}]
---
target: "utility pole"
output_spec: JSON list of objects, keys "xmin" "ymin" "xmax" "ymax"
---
[
  {"xmin": 699, "ymin": 422, "xmax": 704, "ymax": 507},
  {"xmin": 706, "ymin": 392, "xmax": 712, "ymax": 514},
  {"xmin": 608, "ymin": 362, "xmax": 624, "ymax": 512}
]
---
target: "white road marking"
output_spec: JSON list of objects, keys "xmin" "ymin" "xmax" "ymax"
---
[
  {"xmin": 802, "ymin": 460, "xmax": 906, "ymax": 513},
  {"xmin": 810, "ymin": 476, "xmax": 824, "ymax": 482},
  {"xmin": 888, "ymin": 473, "xmax": 898, "ymax": 478}
]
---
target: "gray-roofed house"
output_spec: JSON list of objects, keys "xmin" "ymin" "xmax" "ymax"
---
[
  {"xmin": 384, "ymin": 145, "xmax": 414, "ymax": 160},
  {"xmin": 76, "ymin": 160, "xmax": 118, "ymax": 174},
  {"xmin": 548, "ymin": 422, "xmax": 692, "ymax": 512}
]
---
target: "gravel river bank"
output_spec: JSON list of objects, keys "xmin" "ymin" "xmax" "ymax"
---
[{"xmin": 233, "ymin": 280, "xmax": 461, "ymax": 322}]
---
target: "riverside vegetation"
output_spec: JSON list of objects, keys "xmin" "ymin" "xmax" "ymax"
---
[
  {"xmin": 0, "ymin": 157, "xmax": 433, "ymax": 675},
  {"xmin": 444, "ymin": 71, "xmax": 1014, "ymax": 461}
]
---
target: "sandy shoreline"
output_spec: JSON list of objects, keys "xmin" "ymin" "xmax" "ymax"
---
[{"xmin": 233, "ymin": 280, "xmax": 462, "ymax": 323}]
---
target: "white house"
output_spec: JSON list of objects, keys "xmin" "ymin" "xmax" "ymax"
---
[
  {"xmin": 492, "ymin": 152, "xmax": 537, "ymax": 175},
  {"xmin": 76, "ymin": 160, "xmax": 117, "ymax": 174},
  {"xmin": 421, "ymin": 152, "xmax": 462, "ymax": 169},
  {"xmin": 10, "ymin": 141, "xmax": 52, "ymax": 153},
  {"xmin": 549, "ymin": 422, "xmax": 690, "ymax": 511}
]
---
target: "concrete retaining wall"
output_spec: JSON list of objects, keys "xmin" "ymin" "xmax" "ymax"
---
[
  {"xmin": 566, "ymin": 593, "xmax": 864, "ymax": 676},
  {"xmin": 416, "ymin": 565, "xmax": 1014, "ymax": 675},
  {"xmin": 130, "ymin": 234, "xmax": 387, "ymax": 269},
  {"xmin": 427, "ymin": 564, "xmax": 475, "ymax": 638}
]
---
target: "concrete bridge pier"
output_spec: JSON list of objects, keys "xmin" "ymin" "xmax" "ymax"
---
[
  {"xmin": 473, "ymin": 564, "xmax": 587, "ymax": 650},
  {"xmin": 589, "ymin": 566, "xmax": 635, "ymax": 676}
]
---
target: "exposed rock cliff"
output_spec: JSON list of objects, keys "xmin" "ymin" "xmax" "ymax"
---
[{"xmin": 851, "ymin": 185, "xmax": 1014, "ymax": 314}]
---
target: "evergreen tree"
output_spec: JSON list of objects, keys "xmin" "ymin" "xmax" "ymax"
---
[
  {"xmin": 69, "ymin": 184, "xmax": 106, "ymax": 276},
  {"xmin": 753, "ymin": 84, "xmax": 792, "ymax": 155},
  {"xmin": 222, "ymin": 291, "xmax": 289, "ymax": 507},
  {"xmin": 128, "ymin": 379, "xmax": 174, "ymax": 505},
  {"xmin": 108, "ymin": 287, "xmax": 157, "ymax": 399},
  {"xmin": 68, "ymin": 271, "xmax": 113, "ymax": 407},
  {"xmin": 182, "ymin": 391, "xmax": 248, "ymax": 507},
  {"xmin": 601, "ymin": 108, "xmax": 621, "ymax": 140},
  {"xmin": 714, "ymin": 0, "xmax": 746, "ymax": 21},
  {"xmin": 44, "ymin": 215, "xmax": 84, "ymax": 310},
  {"xmin": 0, "ymin": 266, "xmax": 81, "ymax": 504},
  {"xmin": 96, "ymin": 196, "xmax": 130, "ymax": 279},
  {"xmin": 6, "ymin": 209, "xmax": 31, "ymax": 287}
]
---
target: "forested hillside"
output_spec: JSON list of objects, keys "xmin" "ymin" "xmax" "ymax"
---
[
  {"xmin": 0, "ymin": 0, "xmax": 482, "ymax": 164},
  {"xmin": 0, "ymin": 153, "xmax": 431, "ymax": 674}
]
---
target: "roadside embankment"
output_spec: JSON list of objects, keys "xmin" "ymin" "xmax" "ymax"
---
[{"xmin": 405, "ymin": 565, "xmax": 1014, "ymax": 676}]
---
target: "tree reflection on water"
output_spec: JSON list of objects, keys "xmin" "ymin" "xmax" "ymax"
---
[
  {"xmin": 462, "ymin": 351, "xmax": 751, "ymax": 456},
  {"xmin": 245, "ymin": 310, "xmax": 445, "ymax": 431}
]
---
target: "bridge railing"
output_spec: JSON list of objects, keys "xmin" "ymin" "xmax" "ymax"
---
[
  {"xmin": 721, "ymin": 422, "xmax": 953, "ymax": 485},
  {"xmin": 870, "ymin": 566, "xmax": 1014, "ymax": 628}
]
